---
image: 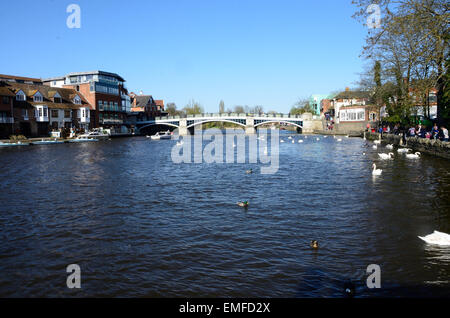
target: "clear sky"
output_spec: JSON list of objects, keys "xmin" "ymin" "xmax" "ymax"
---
[{"xmin": 0, "ymin": 0, "xmax": 368, "ymax": 113}]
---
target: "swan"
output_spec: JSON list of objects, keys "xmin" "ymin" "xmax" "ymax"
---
[
  {"xmin": 406, "ymin": 152, "xmax": 421, "ymax": 159},
  {"xmin": 176, "ymin": 141, "xmax": 184, "ymax": 146},
  {"xmin": 386, "ymin": 144, "xmax": 394, "ymax": 149},
  {"xmin": 316, "ymin": 137, "xmax": 320, "ymax": 141},
  {"xmin": 333, "ymin": 135, "xmax": 336, "ymax": 139},
  {"xmin": 374, "ymin": 140, "xmax": 381, "ymax": 144},
  {"xmin": 346, "ymin": 135, "xmax": 349, "ymax": 138},
  {"xmin": 372, "ymin": 163, "xmax": 382, "ymax": 175},
  {"xmin": 288, "ymin": 136, "xmax": 292, "ymax": 140},
  {"xmin": 323, "ymin": 136, "xmax": 327, "ymax": 138},
  {"xmin": 245, "ymin": 169, "xmax": 253, "ymax": 174},
  {"xmin": 304, "ymin": 136, "xmax": 308, "ymax": 139},
  {"xmin": 291, "ymin": 140, "xmax": 295, "ymax": 144},
  {"xmin": 146, "ymin": 135, "xmax": 150, "ymax": 138},
  {"xmin": 372, "ymin": 145, "xmax": 377, "ymax": 149},
  {"xmin": 378, "ymin": 152, "xmax": 394, "ymax": 160},
  {"xmin": 298, "ymin": 139, "xmax": 303, "ymax": 143},
  {"xmin": 337, "ymin": 138, "xmax": 342, "ymax": 142},
  {"xmin": 397, "ymin": 148, "xmax": 411, "ymax": 153},
  {"xmin": 418, "ymin": 231, "xmax": 450, "ymax": 246}
]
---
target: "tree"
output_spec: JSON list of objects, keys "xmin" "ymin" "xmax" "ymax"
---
[
  {"xmin": 233, "ymin": 105, "xmax": 245, "ymax": 113},
  {"xmin": 219, "ymin": 100, "xmax": 225, "ymax": 113},
  {"xmin": 352, "ymin": 0, "xmax": 449, "ymax": 123},
  {"xmin": 183, "ymin": 100, "xmax": 204, "ymax": 115},
  {"xmin": 166, "ymin": 102, "xmax": 185, "ymax": 116},
  {"xmin": 290, "ymin": 98, "xmax": 314, "ymax": 115}
]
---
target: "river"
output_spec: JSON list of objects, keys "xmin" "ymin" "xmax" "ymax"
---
[{"xmin": 0, "ymin": 132, "xmax": 449, "ymax": 297}]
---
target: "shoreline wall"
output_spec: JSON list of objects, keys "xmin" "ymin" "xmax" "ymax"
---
[{"xmin": 366, "ymin": 132, "xmax": 450, "ymax": 160}]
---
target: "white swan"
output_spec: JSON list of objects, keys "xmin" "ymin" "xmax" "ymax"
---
[
  {"xmin": 288, "ymin": 136, "xmax": 292, "ymax": 140},
  {"xmin": 419, "ymin": 231, "xmax": 450, "ymax": 246},
  {"xmin": 316, "ymin": 137, "xmax": 320, "ymax": 141},
  {"xmin": 406, "ymin": 152, "xmax": 421, "ymax": 159},
  {"xmin": 378, "ymin": 152, "xmax": 394, "ymax": 160},
  {"xmin": 372, "ymin": 145, "xmax": 377, "ymax": 149},
  {"xmin": 280, "ymin": 139, "xmax": 284, "ymax": 143},
  {"xmin": 323, "ymin": 136, "xmax": 327, "ymax": 138},
  {"xmin": 374, "ymin": 140, "xmax": 381, "ymax": 144},
  {"xmin": 372, "ymin": 163, "xmax": 382, "ymax": 176},
  {"xmin": 337, "ymin": 138, "xmax": 342, "ymax": 142},
  {"xmin": 291, "ymin": 140, "xmax": 295, "ymax": 144},
  {"xmin": 298, "ymin": 139, "xmax": 303, "ymax": 143},
  {"xmin": 386, "ymin": 144, "xmax": 394, "ymax": 149},
  {"xmin": 397, "ymin": 148, "xmax": 411, "ymax": 153}
]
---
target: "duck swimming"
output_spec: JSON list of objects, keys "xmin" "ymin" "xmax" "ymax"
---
[
  {"xmin": 237, "ymin": 201, "xmax": 249, "ymax": 208},
  {"xmin": 245, "ymin": 169, "xmax": 253, "ymax": 174},
  {"xmin": 310, "ymin": 240, "xmax": 319, "ymax": 249},
  {"xmin": 397, "ymin": 148, "xmax": 411, "ymax": 153}
]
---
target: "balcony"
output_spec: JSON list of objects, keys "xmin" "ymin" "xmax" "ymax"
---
[{"xmin": 0, "ymin": 117, "xmax": 14, "ymax": 124}]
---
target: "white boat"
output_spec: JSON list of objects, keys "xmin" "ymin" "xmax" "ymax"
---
[
  {"xmin": 0, "ymin": 141, "xmax": 29, "ymax": 147},
  {"xmin": 31, "ymin": 139, "xmax": 65, "ymax": 145},
  {"xmin": 150, "ymin": 130, "xmax": 172, "ymax": 140},
  {"xmin": 78, "ymin": 128, "xmax": 109, "ymax": 140},
  {"xmin": 69, "ymin": 136, "xmax": 99, "ymax": 143}
]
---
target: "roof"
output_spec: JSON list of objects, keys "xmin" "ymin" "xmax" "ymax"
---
[
  {"xmin": 334, "ymin": 90, "xmax": 371, "ymax": 100},
  {"xmin": 43, "ymin": 70, "xmax": 126, "ymax": 83},
  {"xmin": 0, "ymin": 74, "xmax": 42, "ymax": 83},
  {"xmin": 0, "ymin": 86, "xmax": 15, "ymax": 97},
  {"xmin": 0, "ymin": 80, "xmax": 92, "ymax": 109},
  {"xmin": 135, "ymin": 95, "xmax": 154, "ymax": 107},
  {"xmin": 154, "ymin": 99, "xmax": 164, "ymax": 107}
]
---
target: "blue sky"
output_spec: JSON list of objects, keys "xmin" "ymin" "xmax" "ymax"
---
[{"xmin": 0, "ymin": 0, "xmax": 368, "ymax": 113}]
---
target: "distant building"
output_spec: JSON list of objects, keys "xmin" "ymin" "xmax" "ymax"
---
[
  {"xmin": 0, "ymin": 74, "xmax": 42, "ymax": 85},
  {"xmin": 43, "ymin": 71, "xmax": 129, "ymax": 133},
  {"xmin": 309, "ymin": 94, "xmax": 331, "ymax": 115}
]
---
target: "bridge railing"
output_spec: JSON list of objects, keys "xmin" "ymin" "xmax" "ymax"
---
[{"xmin": 153, "ymin": 113, "xmax": 305, "ymax": 121}]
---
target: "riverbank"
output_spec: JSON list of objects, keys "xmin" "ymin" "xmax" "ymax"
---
[{"xmin": 365, "ymin": 132, "xmax": 450, "ymax": 160}]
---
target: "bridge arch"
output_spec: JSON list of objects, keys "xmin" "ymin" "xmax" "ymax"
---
[
  {"xmin": 186, "ymin": 119, "xmax": 247, "ymax": 129},
  {"xmin": 138, "ymin": 122, "xmax": 180, "ymax": 130},
  {"xmin": 254, "ymin": 120, "xmax": 303, "ymax": 129}
]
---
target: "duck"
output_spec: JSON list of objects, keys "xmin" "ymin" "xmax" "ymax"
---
[
  {"xmin": 310, "ymin": 240, "xmax": 319, "ymax": 249},
  {"xmin": 344, "ymin": 280, "xmax": 356, "ymax": 298},
  {"xmin": 378, "ymin": 152, "xmax": 394, "ymax": 160},
  {"xmin": 406, "ymin": 152, "xmax": 421, "ymax": 159},
  {"xmin": 386, "ymin": 144, "xmax": 394, "ymax": 149},
  {"xmin": 397, "ymin": 148, "xmax": 411, "ymax": 153},
  {"xmin": 245, "ymin": 169, "xmax": 253, "ymax": 174},
  {"xmin": 374, "ymin": 140, "xmax": 381, "ymax": 144},
  {"xmin": 418, "ymin": 231, "xmax": 450, "ymax": 246},
  {"xmin": 372, "ymin": 163, "xmax": 382, "ymax": 175},
  {"xmin": 237, "ymin": 201, "xmax": 249, "ymax": 208}
]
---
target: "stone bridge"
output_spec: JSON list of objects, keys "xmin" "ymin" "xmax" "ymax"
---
[{"xmin": 136, "ymin": 113, "xmax": 321, "ymax": 135}]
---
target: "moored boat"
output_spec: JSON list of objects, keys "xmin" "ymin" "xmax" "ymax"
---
[{"xmin": 150, "ymin": 130, "xmax": 172, "ymax": 140}]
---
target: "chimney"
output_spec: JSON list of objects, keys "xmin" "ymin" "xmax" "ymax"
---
[{"xmin": 345, "ymin": 87, "xmax": 350, "ymax": 92}]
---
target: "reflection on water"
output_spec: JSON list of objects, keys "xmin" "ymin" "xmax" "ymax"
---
[{"xmin": 0, "ymin": 134, "xmax": 449, "ymax": 297}]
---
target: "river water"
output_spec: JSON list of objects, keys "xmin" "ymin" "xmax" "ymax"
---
[{"xmin": 0, "ymin": 132, "xmax": 449, "ymax": 297}]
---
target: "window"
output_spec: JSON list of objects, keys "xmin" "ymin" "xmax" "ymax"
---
[
  {"xmin": 73, "ymin": 96, "xmax": 82, "ymax": 104},
  {"xmin": 2, "ymin": 96, "xmax": 9, "ymax": 104},
  {"xmin": 43, "ymin": 108, "xmax": 48, "ymax": 117},
  {"xmin": 38, "ymin": 108, "xmax": 42, "ymax": 117},
  {"xmin": 339, "ymin": 108, "xmax": 365, "ymax": 122},
  {"xmin": 34, "ymin": 93, "xmax": 43, "ymax": 102},
  {"xmin": 22, "ymin": 109, "xmax": 28, "ymax": 118},
  {"xmin": 51, "ymin": 110, "xmax": 59, "ymax": 118},
  {"xmin": 64, "ymin": 110, "xmax": 71, "ymax": 118},
  {"xmin": 54, "ymin": 97, "xmax": 62, "ymax": 103},
  {"xmin": 16, "ymin": 91, "xmax": 26, "ymax": 101}
]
